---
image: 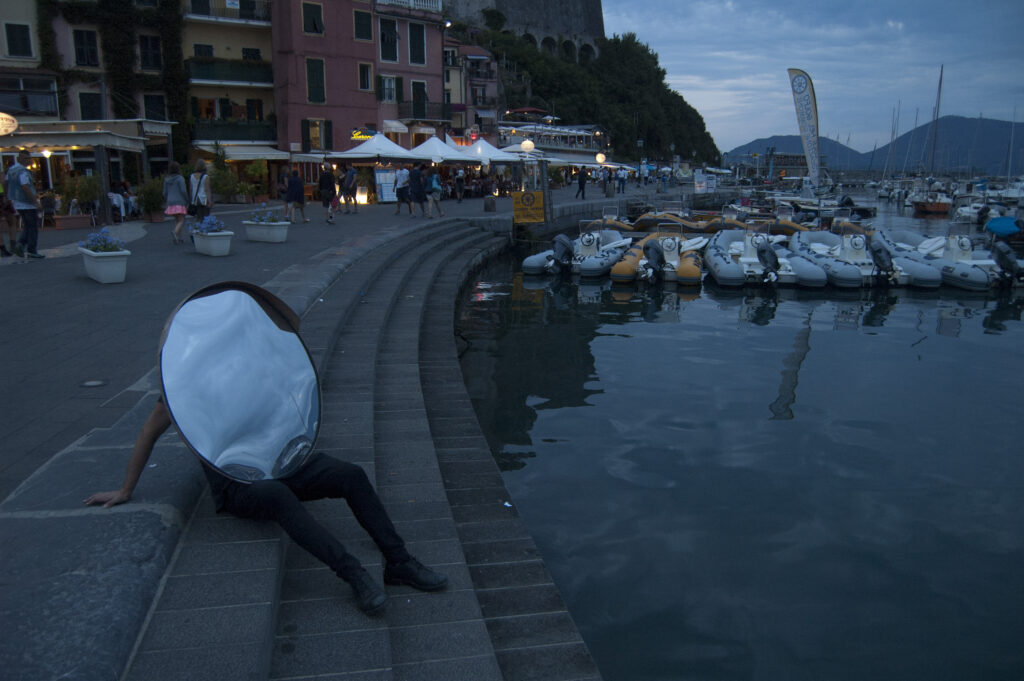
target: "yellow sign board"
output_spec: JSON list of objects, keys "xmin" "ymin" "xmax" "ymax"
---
[
  {"xmin": 350, "ymin": 129, "xmax": 373, "ymax": 141},
  {"xmin": 513, "ymin": 191, "xmax": 544, "ymax": 223}
]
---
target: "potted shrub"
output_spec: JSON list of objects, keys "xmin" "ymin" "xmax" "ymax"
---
[
  {"xmin": 209, "ymin": 167, "xmax": 240, "ymax": 203},
  {"xmin": 190, "ymin": 214, "xmax": 234, "ymax": 256},
  {"xmin": 78, "ymin": 227, "xmax": 130, "ymax": 283},
  {"xmin": 238, "ymin": 181, "xmax": 257, "ymax": 204},
  {"xmin": 137, "ymin": 176, "xmax": 165, "ymax": 222},
  {"xmin": 242, "ymin": 203, "xmax": 289, "ymax": 243},
  {"xmin": 55, "ymin": 176, "xmax": 93, "ymax": 229},
  {"xmin": 245, "ymin": 159, "xmax": 270, "ymax": 202}
]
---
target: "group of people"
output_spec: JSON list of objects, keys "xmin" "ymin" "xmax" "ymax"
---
[
  {"xmin": 276, "ymin": 164, "xmax": 361, "ymax": 225},
  {"xmin": 161, "ymin": 159, "xmax": 214, "ymax": 244},
  {"xmin": 392, "ymin": 163, "xmax": 448, "ymax": 219}
]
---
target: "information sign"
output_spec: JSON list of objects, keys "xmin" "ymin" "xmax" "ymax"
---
[{"xmin": 513, "ymin": 191, "xmax": 545, "ymax": 223}]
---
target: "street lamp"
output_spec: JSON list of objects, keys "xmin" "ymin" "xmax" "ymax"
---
[
  {"xmin": 595, "ymin": 152, "xmax": 605, "ymax": 164},
  {"xmin": 521, "ymin": 138, "xmax": 534, "ymax": 153}
]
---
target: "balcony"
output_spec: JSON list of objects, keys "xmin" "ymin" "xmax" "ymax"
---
[
  {"xmin": 397, "ymin": 101, "xmax": 451, "ymax": 122},
  {"xmin": 187, "ymin": 59, "xmax": 274, "ymax": 85},
  {"xmin": 186, "ymin": 0, "xmax": 270, "ymax": 23},
  {"xmin": 467, "ymin": 67, "xmax": 495, "ymax": 81},
  {"xmin": 471, "ymin": 96, "xmax": 497, "ymax": 108},
  {"xmin": 0, "ymin": 90, "xmax": 59, "ymax": 117},
  {"xmin": 192, "ymin": 119, "xmax": 275, "ymax": 142},
  {"xmin": 375, "ymin": 0, "xmax": 442, "ymax": 11}
]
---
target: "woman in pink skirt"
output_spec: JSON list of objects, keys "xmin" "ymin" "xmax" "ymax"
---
[{"xmin": 162, "ymin": 161, "xmax": 189, "ymax": 243}]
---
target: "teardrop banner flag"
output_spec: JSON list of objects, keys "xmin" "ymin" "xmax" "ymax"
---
[{"xmin": 788, "ymin": 69, "xmax": 820, "ymax": 189}]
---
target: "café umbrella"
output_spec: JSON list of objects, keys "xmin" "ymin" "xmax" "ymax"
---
[{"xmin": 329, "ymin": 133, "xmax": 429, "ymax": 163}]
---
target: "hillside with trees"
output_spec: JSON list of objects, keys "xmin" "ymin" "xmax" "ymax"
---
[{"xmin": 467, "ymin": 23, "xmax": 719, "ymax": 164}]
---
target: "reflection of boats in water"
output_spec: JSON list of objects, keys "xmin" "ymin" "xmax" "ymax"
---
[
  {"xmin": 705, "ymin": 226, "xmax": 827, "ymax": 288},
  {"xmin": 874, "ymin": 227, "xmax": 1024, "ymax": 291},
  {"xmin": 521, "ymin": 223, "xmax": 631, "ymax": 277}
]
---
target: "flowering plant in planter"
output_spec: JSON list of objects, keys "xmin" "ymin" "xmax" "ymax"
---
[
  {"xmin": 247, "ymin": 203, "xmax": 286, "ymax": 223},
  {"xmin": 79, "ymin": 228, "xmax": 128, "ymax": 252},
  {"xmin": 190, "ymin": 214, "xmax": 227, "ymax": 235}
]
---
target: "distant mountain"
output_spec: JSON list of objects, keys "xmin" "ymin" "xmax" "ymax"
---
[{"xmin": 727, "ymin": 116, "xmax": 1021, "ymax": 176}]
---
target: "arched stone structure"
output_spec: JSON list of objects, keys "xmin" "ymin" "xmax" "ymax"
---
[
  {"xmin": 540, "ymin": 36, "xmax": 557, "ymax": 56},
  {"xmin": 579, "ymin": 43, "xmax": 595, "ymax": 65},
  {"xmin": 560, "ymin": 40, "xmax": 576, "ymax": 62},
  {"xmin": 523, "ymin": 33, "xmax": 537, "ymax": 47}
]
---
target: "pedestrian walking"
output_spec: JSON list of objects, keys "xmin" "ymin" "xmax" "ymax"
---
[
  {"xmin": 393, "ymin": 165, "xmax": 412, "ymax": 215},
  {"xmin": 162, "ymin": 161, "xmax": 189, "ymax": 244},
  {"xmin": 318, "ymin": 164, "xmax": 337, "ymax": 223},
  {"xmin": 189, "ymin": 159, "xmax": 213, "ymax": 221},
  {"xmin": 426, "ymin": 168, "xmax": 444, "ymax": 218},
  {"xmin": 455, "ymin": 168, "xmax": 466, "ymax": 203},
  {"xmin": 3, "ymin": 150, "xmax": 44, "ymax": 258},
  {"xmin": 0, "ymin": 166, "xmax": 21, "ymax": 257},
  {"xmin": 574, "ymin": 167, "xmax": 588, "ymax": 200},
  {"xmin": 408, "ymin": 164, "xmax": 428, "ymax": 217},
  {"xmin": 342, "ymin": 165, "xmax": 359, "ymax": 214},
  {"xmin": 286, "ymin": 169, "xmax": 309, "ymax": 223}
]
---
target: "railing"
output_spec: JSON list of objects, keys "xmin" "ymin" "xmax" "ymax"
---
[
  {"xmin": 0, "ymin": 90, "xmax": 59, "ymax": 117},
  {"xmin": 397, "ymin": 101, "xmax": 450, "ymax": 122},
  {"xmin": 467, "ymin": 68, "xmax": 495, "ymax": 80},
  {"xmin": 186, "ymin": 0, "xmax": 270, "ymax": 21},
  {"xmin": 187, "ymin": 59, "xmax": 274, "ymax": 83},
  {"xmin": 192, "ymin": 119, "xmax": 276, "ymax": 141},
  {"xmin": 470, "ymin": 96, "xmax": 497, "ymax": 107},
  {"xmin": 375, "ymin": 0, "xmax": 442, "ymax": 12}
]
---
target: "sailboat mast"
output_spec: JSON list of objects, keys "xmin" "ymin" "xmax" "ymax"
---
[
  {"xmin": 929, "ymin": 65, "xmax": 943, "ymax": 174},
  {"xmin": 1008, "ymin": 105, "xmax": 1017, "ymax": 185}
]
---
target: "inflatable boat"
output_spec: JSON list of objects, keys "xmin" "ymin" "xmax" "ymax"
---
[
  {"xmin": 789, "ymin": 230, "xmax": 940, "ymax": 289},
  {"xmin": 522, "ymin": 225, "xmax": 631, "ymax": 277},
  {"xmin": 875, "ymin": 228, "xmax": 1024, "ymax": 291},
  {"xmin": 705, "ymin": 229, "xmax": 827, "ymax": 287}
]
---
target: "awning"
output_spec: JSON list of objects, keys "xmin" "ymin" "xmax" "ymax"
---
[
  {"xmin": 410, "ymin": 125, "xmax": 435, "ymax": 135},
  {"xmin": 0, "ymin": 130, "xmax": 146, "ymax": 153},
  {"xmin": 382, "ymin": 119, "xmax": 408, "ymax": 133},
  {"xmin": 195, "ymin": 143, "xmax": 289, "ymax": 160},
  {"xmin": 474, "ymin": 109, "xmax": 497, "ymax": 119}
]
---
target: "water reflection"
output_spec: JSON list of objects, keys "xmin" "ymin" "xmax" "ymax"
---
[{"xmin": 457, "ymin": 230, "xmax": 1024, "ymax": 680}]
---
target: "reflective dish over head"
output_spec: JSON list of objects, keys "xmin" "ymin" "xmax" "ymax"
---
[{"xmin": 159, "ymin": 282, "xmax": 320, "ymax": 481}]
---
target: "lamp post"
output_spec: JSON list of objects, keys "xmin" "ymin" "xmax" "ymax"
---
[
  {"xmin": 520, "ymin": 139, "xmax": 535, "ymax": 190},
  {"xmin": 441, "ymin": 20, "xmax": 452, "ymax": 140}
]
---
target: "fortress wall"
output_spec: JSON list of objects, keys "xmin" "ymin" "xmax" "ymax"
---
[{"xmin": 446, "ymin": 0, "xmax": 604, "ymax": 60}]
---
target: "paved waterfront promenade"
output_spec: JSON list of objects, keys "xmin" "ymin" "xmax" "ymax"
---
[{"xmin": 0, "ymin": 184, "xmax": 653, "ymax": 680}]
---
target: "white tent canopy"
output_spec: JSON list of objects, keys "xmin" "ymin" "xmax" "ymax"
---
[
  {"xmin": 498, "ymin": 143, "xmax": 568, "ymax": 165},
  {"xmin": 329, "ymin": 133, "xmax": 429, "ymax": 163},
  {"xmin": 409, "ymin": 136, "xmax": 477, "ymax": 164},
  {"xmin": 463, "ymin": 139, "xmax": 519, "ymax": 164}
]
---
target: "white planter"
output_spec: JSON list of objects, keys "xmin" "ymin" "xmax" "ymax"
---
[
  {"xmin": 243, "ymin": 221, "xmax": 290, "ymax": 243},
  {"xmin": 193, "ymin": 230, "xmax": 234, "ymax": 257},
  {"xmin": 79, "ymin": 247, "xmax": 131, "ymax": 284}
]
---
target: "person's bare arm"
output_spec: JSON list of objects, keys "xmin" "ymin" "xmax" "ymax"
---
[{"xmin": 84, "ymin": 401, "xmax": 172, "ymax": 508}]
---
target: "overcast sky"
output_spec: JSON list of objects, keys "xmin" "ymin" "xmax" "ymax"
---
[{"xmin": 602, "ymin": 0, "xmax": 1024, "ymax": 154}]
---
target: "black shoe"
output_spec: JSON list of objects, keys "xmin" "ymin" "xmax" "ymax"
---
[
  {"xmin": 348, "ymin": 569, "xmax": 387, "ymax": 614},
  {"xmin": 26, "ymin": 251, "xmax": 45, "ymax": 259},
  {"xmin": 0, "ymin": 246, "xmax": 10, "ymax": 257},
  {"xmin": 384, "ymin": 557, "xmax": 448, "ymax": 592},
  {"xmin": 12, "ymin": 244, "xmax": 24, "ymax": 257}
]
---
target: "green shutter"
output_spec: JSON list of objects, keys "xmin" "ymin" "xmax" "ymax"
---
[
  {"xmin": 396, "ymin": 77, "xmax": 403, "ymax": 103},
  {"xmin": 301, "ymin": 119, "xmax": 311, "ymax": 153},
  {"xmin": 376, "ymin": 75, "xmax": 383, "ymax": 101},
  {"xmin": 324, "ymin": 120, "xmax": 333, "ymax": 151},
  {"xmin": 191, "ymin": 96, "xmax": 199, "ymax": 117}
]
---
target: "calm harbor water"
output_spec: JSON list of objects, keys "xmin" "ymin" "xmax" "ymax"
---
[{"xmin": 455, "ymin": 198, "xmax": 1024, "ymax": 680}]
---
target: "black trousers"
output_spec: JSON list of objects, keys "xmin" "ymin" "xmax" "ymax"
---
[{"xmin": 219, "ymin": 455, "xmax": 409, "ymax": 581}]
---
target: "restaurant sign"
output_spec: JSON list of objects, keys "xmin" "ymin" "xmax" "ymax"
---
[
  {"xmin": 351, "ymin": 128, "xmax": 374, "ymax": 141},
  {"xmin": 0, "ymin": 112, "xmax": 19, "ymax": 136}
]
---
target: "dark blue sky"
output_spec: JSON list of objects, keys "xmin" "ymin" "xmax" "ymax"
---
[{"xmin": 603, "ymin": 0, "xmax": 1024, "ymax": 153}]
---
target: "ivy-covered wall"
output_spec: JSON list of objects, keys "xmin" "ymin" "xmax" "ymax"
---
[{"xmin": 34, "ymin": 0, "xmax": 189, "ymax": 162}]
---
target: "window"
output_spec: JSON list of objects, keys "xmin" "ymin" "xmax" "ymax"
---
[
  {"xmin": 306, "ymin": 58, "xmax": 325, "ymax": 103},
  {"xmin": 302, "ymin": 3, "xmax": 324, "ymax": 34},
  {"xmin": 358, "ymin": 63, "xmax": 372, "ymax": 91},
  {"xmin": 379, "ymin": 18, "xmax": 397, "ymax": 62},
  {"xmin": 0, "ymin": 76, "xmax": 58, "ymax": 115},
  {"xmin": 139, "ymin": 35, "xmax": 162, "ymax": 70},
  {"xmin": 354, "ymin": 10, "xmax": 372, "ymax": 40},
  {"xmin": 79, "ymin": 92, "xmax": 103, "ymax": 119},
  {"xmin": 143, "ymin": 94, "xmax": 165, "ymax": 120},
  {"xmin": 194, "ymin": 44, "xmax": 213, "ymax": 58},
  {"xmin": 301, "ymin": 119, "xmax": 332, "ymax": 152},
  {"xmin": 242, "ymin": 47, "xmax": 261, "ymax": 61},
  {"xmin": 408, "ymin": 23, "xmax": 425, "ymax": 65},
  {"xmin": 74, "ymin": 30, "xmax": 99, "ymax": 67},
  {"xmin": 245, "ymin": 98, "xmax": 263, "ymax": 121},
  {"xmin": 377, "ymin": 75, "xmax": 396, "ymax": 102},
  {"xmin": 5, "ymin": 24, "xmax": 32, "ymax": 58}
]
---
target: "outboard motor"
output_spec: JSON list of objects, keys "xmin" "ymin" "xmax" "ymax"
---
[
  {"xmin": 868, "ymin": 237, "xmax": 897, "ymax": 284},
  {"xmin": 641, "ymin": 239, "xmax": 666, "ymax": 283},
  {"xmin": 976, "ymin": 205, "xmax": 991, "ymax": 225},
  {"xmin": 991, "ymin": 240, "xmax": 1023, "ymax": 286},
  {"xmin": 547, "ymin": 233, "xmax": 575, "ymax": 274},
  {"xmin": 751, "ymin": 233, "xmax": 780, "ymax": 283}
]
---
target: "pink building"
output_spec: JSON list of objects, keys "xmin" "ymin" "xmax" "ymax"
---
[{"xmin": 271, "ymin": 0, "xmax": 379, "ymax": 157}]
